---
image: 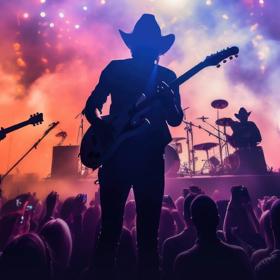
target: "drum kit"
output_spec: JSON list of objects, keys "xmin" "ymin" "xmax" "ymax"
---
[{"xmin": 165, "ymin": 99, "xmax": 239, "ymax": 177}]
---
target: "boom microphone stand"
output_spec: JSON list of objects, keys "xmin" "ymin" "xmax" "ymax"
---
[{"xmin": 0, "ymin": 122, "xmax": 59, "ymax": 186}]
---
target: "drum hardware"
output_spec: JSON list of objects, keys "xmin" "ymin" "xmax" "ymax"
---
[
  {"xmin": 171, "ymin": 137, "xmax": 185, "ymax": 154},
  {"xmin": 215, "ymin": 118, "xmax": 233, "ymax": 166},
  {"xmin": 211, "ymin": 99, "xmax": 229, "ymax": 110},
  {"xmin": 196, "ymin": 116, "xmax": 209, "ymax": 121},
  {"xmin": 186, "ymin": 122, "xmax": 225, "ymax": 143},
  {"xmin": 193, "ymin": 142, "xmax": 219, "ymax": 174},
  {"xmin": 211, "ymin": 99, "xmax": 229, "ymax": 168},
  {"xmin": 215, "ymin": 118, "xmax": 232, "ymax": 127},
  {"xmin": 183, "ymin": 120, "xmax": 196, "ymax": 176}
]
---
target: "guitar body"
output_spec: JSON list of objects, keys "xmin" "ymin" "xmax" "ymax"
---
[{"xmin": 80, "ymin": 114, "xmax": 150, "ymax": 169}]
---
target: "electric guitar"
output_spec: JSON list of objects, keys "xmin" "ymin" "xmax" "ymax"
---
[
  {"xmin": 0, "ymin": 113, "xmax": 44, "ymax": 140},
  {"xmin": 80, "ymin": 46, "xmax": 239, "ymax": 170}
]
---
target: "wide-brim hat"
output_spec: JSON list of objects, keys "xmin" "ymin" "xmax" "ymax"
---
[
  {"xmin": 235, "ymin": 107, "xmax": 251, "ymax": 120},
  {"xmin": 119, "ymin": 14, "xmax": 175, "ymax": 55}
]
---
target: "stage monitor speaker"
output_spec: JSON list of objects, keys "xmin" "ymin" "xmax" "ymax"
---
[{"xmin": 51, "ymin": 145, "xmax": 80, "ymax": 177}]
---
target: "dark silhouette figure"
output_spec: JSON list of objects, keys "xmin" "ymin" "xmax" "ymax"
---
[
  {"xmin": 255, "ymin": 199, "xmax": 280, "ymax": 279},
  {"xmin": 229, "ymin": 107, "xmax": 262, "ymax": 148},
  {"xmin": 223, "ymin": 185, "xmax": 263, "ymax": 254},
  {"xmin": 174, "ymin": 195, "xmax": 254, "ymax": 280},
  {"xmin": 251, "ymin": 210, "xmax": 274, "ymax": 267},
  {"xmin": 84, "ymin": 14, "xmax": 183, "ymax": 280},
  {"xmin": 162, "ymin": 193, "xmax": 197, "ymax": 280},
  {"xmin": 228, "ymin": 107, "xmax": 266, "ymax": 174},
  {"xmin": 40, "ymin": 218, "xmax": 72, "ymax": 280},
  {"xmin": 0, "ymin": 233, "xmax": 52, "ymax": 280}
]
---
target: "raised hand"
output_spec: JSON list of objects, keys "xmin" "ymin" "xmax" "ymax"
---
[
  {"xmin": 72, "ymin": 194, "xmax": 87, "ymax": 216},
  {"xmin": 46, "ymin": 191, "xmax": 59, "ymax": 217}
]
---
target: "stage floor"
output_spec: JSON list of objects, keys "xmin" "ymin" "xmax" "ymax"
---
[
  {"xmin": 3, "ymin": 173, "xmax": 280, "ymax": 203},
  {"xmin": 165, "ymin": 173, "xmax": 280, "ymax": 202}
]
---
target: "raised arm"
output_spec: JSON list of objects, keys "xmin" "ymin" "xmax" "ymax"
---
[{"xmin": 84, "ymin": 62, "xmax": 112, "ymax": 123}]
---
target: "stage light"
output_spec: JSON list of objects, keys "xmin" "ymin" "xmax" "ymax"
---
[
  {"xmin": 40, "ymin": 0, "xmax": 46, "ymax": 3},
  {"xmin": 23, "ymin": 12, "xmax": 29, "ymax": 19},
  {"xmin": 259, "ymin": 0, "xmax": 264, "ymax": 5},
  {"xmin": 49, "ymin": 22, "xmax": 55, "ymax": 28},
  {"xmin": 100, "ymin": 0, "xmax": 106, "ymax": 4},
  {"xmin": 83, "ymin": 6, "xmax": 88, "ymax": 11},
  {"xmin": 206, "ymin": 0, "xmax": 212, "ymax": 5},
  {"xmin": 222, "ymin": 14, "xmax": 229, "ymax": 20},
  {"xmin": 74, "ymin": 24, "xmax": 80, "ymax": 29},
  {"xmin": 59, "ymin": 12, "xmax": 65, "ymax": 18},
  {"xmin": 40, "ymin": 11, "xmax": 46, "ymax": 18}
]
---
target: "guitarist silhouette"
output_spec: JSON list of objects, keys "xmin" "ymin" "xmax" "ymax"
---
[{"xmin": 84, "ymin": 14, "xmax": 183, "ymax": 280}]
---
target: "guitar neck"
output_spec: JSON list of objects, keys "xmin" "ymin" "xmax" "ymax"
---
[
  {"xmin": 137, "ymin": 61, "xmax": 206, "ymax": 111},
  {"xmin": 4, "ymin": 120, "xmax": 30, "ymax": 134},
  {"xmin": 170, "ymin": 61, "xmax": 206, "ymax": 89}
]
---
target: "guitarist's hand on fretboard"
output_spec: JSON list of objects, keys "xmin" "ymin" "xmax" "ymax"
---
[{"xmin": 157, "ymin": 81, "xmax": 175, "ymax": 106}]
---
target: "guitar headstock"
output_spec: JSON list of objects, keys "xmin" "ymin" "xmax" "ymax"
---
[
  {"xmin": 204, "ymin": 46, "xmax": 239, "ymax": 68},
  {"xmin": 28, "ymin": 113, "xmax": 44, "ymax": 126}
]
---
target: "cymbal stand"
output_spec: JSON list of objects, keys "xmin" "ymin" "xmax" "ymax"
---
[
  {"xmin": 201, "ymin": 148, "xmax": 211, "ymax": 175},
  {"xmin": 216, "ymin": 109, "xmax": 224, "ymax": 167},
  {"xmin": 201, "ymin": 118, "xmax": 230, "ymax": 163},
  {"xmin": 223, "ymin": 126, "xmax": 230, "ymax": 159},
  {"xmin": 183, "ymin": 121, "xmax": 195, "ymax": 175}
]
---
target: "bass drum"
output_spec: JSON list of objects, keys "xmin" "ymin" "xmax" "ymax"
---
[
  {"xmin": 164, "ymin": 145, "xmax": 180, "ymax": 177},
  {"xmin": 224, "ymin": 152, "xmax": 240, "ymax": 173}
]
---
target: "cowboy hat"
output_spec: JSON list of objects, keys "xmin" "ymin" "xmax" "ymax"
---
[
  {"xmin": 119, "ymin": 14, "xmax": 175, "ymax": 55},
  {"xmin": 235, "ymin": 107, "xmax": 251, "ymax": 120}
]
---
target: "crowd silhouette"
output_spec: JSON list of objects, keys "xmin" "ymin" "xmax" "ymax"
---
[{"xmin": 0, "ymin": 185, "xmax": 280, "ymax": 280}]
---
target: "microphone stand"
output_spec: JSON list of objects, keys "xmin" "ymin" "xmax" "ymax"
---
[
  {"xmin": 184, "ymin": 121, "xmax": 226, "ymax": 143},
  {"xmin": 0, "ymin": 122, "xmax": 59, "ymax": 186}
]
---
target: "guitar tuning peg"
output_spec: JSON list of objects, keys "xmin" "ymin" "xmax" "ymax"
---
[
  {"xmin": 216, "ymin": 64, "xmax": 221, "ymax": 68},
  {"xmin": 223, "ymin": 60, "xmax": 227, "ymax": 63},
  {"xmin": 229, "ymin": 56, "xmax": 233, "ymax": 60}
]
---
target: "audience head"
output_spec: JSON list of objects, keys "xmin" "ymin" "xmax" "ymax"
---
[
  {"xmin": 0, "ymin": 233, "xmax": 51, "ymax": 280},
  {"xmin": 175, "ymin": 196, "xmax": 184, "ymax": 217},
  {"xmin": 40, "ymin": 218, "xmax": 72, "ymax": 269},
  {"xmin": 270, "ymin": 199, "xmax": 280, "ymax": 241},
  {"xmin": 191, "ymin": 195, "xmax": 219, "ymax": 235},
  {"xmin": 183, "ymin": 193, "xmax": 197, "ymax": 226},
  {"xmin": 159, "ymin": 207, "xmax": 176, "ymax": 245},
  {"xmin": 0, "ymin": 213, "xmax": 21, "ymax": 251},
  {"xmin": 259, "ymin": 210, "xmax": 274, "ymax": 247}
]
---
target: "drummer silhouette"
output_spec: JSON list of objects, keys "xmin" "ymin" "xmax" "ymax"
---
[
  {"xmin": 228, "ymin": 107, "xmax": 261, "ymax": 148},
  {"xmin": 228, "ymin": 107, "xmax": 266, "ymax": 174}
]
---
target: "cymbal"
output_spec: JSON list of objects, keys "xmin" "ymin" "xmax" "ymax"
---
[
  {"xmin": 211, "ymin": 99, "xmax": 229, "ymax": 109},
  {"xmin": 193, "ymin": 142, "xmax": 218, "ymax": 151},
  {"xmin": 215, "ymin": 118, "xmax": 233, "ymax": 127},
  {"xmin": 172, "ymin": 137, "xmax": 186, "ymax": 142}
]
